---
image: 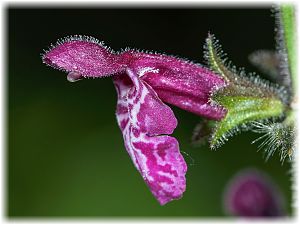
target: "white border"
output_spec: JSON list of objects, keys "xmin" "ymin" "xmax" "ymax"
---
[{"xmin": 1, "ymin": 0, "xmax": 299, "ymax": 225}]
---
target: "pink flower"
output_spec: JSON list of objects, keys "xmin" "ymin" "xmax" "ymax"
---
[{"xmin": 42, "ymin": 35, "xmax": 226, "ymax": 205}]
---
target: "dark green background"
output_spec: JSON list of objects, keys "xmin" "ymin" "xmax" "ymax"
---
[{"xmin": 8, "ymin": 6, "xmax": 293, "ymax": 217}]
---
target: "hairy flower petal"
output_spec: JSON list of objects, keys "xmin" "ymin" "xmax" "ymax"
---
[
  {"xmin": 113, "ymin": 69, "xmax": 187, "ymax": 205},
  {"xmin": 42, "ymin": 36, "xmax": 128, "ymax": 77},
  {"xmin": 124, "ymin": 51, "xmax": 227, "ymax": 120}
]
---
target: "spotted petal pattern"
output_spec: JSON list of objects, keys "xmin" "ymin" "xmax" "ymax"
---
[{"xmin": 113, "ymin": 69, "xmax": 187, "ymax": 205}]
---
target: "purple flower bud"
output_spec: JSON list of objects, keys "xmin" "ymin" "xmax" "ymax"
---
[
  {"xmin": 42, "ymin": 35, "xmax": 226, "ymax": 205},
  {"xmin": 223, "ymin": 169, "xmax": 286, "ymax": 217}
]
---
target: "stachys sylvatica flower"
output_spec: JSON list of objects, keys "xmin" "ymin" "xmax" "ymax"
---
[{"xmin": 42, "ymin": 35, "xmax": 227, "ymax": 205}]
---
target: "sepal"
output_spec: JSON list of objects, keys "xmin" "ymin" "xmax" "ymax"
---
[{"xmin": 205, "ymin": 34, "xmax": 286, "ymax": 149}]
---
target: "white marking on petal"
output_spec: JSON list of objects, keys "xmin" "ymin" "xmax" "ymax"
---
[{"xmin": 138, "ymin": 67, "xmax": 160, "ymax": 77}]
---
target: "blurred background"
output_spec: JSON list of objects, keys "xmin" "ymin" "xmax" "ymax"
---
[{"xmin": 8, "ymin": 6, "xmax": 293, "ymax": 217}]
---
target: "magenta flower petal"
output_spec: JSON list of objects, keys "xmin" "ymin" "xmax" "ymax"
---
[
  {"xmin": 123, "ymin": 51, "xmax": 227, "ymax": 120},
  {"xmin": 113, "ymin": 69, "xmax": 187, "ymax": 205},
  {"xmin": 42, "ymin": 36, "xmax": 128, "ymax": 77}
]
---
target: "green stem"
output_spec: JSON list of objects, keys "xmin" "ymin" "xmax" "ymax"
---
[{"xmin": 280, "ymin": 4, "xmax": 297, "ymax": 93}]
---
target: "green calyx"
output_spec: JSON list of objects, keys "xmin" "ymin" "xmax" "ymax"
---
[
  {"xmin": 211, "ymin": 91, "xmax": 285, "ymax": 149},
  {"xmin": 205, "ymin": 34, "xmax": 286, "ymax": 149}
]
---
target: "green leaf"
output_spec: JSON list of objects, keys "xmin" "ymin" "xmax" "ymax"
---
[{"xmin": 204, "ymin": 34, "xmax": 286, "ymax": 149}]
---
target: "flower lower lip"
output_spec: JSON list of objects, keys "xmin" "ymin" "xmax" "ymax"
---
[{"xmin": 67, "ymin": 71, "xmax": 83, "ymax": 82}]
